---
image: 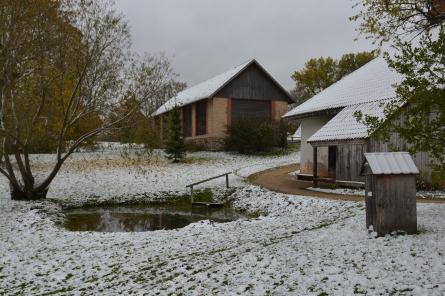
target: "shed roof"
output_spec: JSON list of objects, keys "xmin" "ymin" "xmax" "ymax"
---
[
  {"xmin": 283, "ymin": 57, "xmax": 403, "ymax": 119},
  {"xmin": 153, "ymin": 59, "xmax": 292, "ymax": 116},
  {"xmin": 307, "ymin": 99, "xmax": 390, "ymax": 143},
  {"xmin": 363, "ymin": 152, "xmax": 419, "ymax": 175}
]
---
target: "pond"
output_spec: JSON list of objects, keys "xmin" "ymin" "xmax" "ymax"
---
[{"xmin": 64, "ymin": 203, "xmax": 246, "ymax": 232}]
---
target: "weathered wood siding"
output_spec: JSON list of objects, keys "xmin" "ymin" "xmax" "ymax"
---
[
  {"xmin": 336, "ymin": 143, "xmax": 366, "ymax": 182},
  {"xmin": 368, "ymin": 175, "xmax": 417, "ymax": 236},
  {"xmin": 231, "ymin": 99, "xmax": 271, "ymax": 123},
  {"xmin": 368, "ymin": 133, "xmax": 432, "ymax": 181},
  {"xmin": 215, "ymin": 63, "xmax": 290, "ymax": 101}
]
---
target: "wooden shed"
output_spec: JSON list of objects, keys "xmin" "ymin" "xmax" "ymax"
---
[{"xmin": 361, "ymin": 152, "xmax": 419, "ymax": 236}]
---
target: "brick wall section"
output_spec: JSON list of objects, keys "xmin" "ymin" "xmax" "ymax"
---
[
  {"xmin": 162, "ymin": 98, "xmax": 287, "ymax": 150},
  {"xmin": 211, "ymin": 97, "xmax": 229, "ymax": 137},
  {"xmin": 273, "ymin": 101, "xmax": 288, "ymax": 122}
]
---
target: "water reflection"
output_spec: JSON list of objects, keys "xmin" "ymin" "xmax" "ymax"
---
[{"xmin": 64, "ymin": 204, "xmax": 245, "ymax": 232}]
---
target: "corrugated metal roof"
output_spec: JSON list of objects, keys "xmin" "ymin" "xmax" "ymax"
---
[
  {"xmin": 283, "ymin": 57, "xmax": 403, "ymax": 119},
  {"xmin": 307, "ymin": 99, "xmax": 389, "ymax": 143},
  {"xmin": 153, "ymin": 59, "xmax": 291, "ymax": 116},
  {"xmin": 364, "ymin": 152, "xmax": 419, "ymax": 175}
]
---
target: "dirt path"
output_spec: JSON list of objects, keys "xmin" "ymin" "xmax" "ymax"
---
[{"xmin": 249, "ymin": 164, "xmax": 445, "ymax": 204}]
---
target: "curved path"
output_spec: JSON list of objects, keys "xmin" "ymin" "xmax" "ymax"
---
[{"xmin": 249, "ymin": 164, "xmax": 445, "ymax": 204}]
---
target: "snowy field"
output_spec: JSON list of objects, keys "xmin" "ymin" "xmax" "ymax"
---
[
  {"xmin": 1, "ymin": 149, "xmax": 444, "ymax": 295},
  {"xmin": 307, "ymin": 187, "xmax": 445, "ymax": 199}
]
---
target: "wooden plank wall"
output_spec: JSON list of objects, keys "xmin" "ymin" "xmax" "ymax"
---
[
  {"xmin": 368, "ymin": 133, "xmax": 432, "ymax": 181},
  {"xmin": 336, "ymin": 144, "xmax": 366, "ymax": 182},
  {"xmin": 372, "ymin": 175, "xmax": 417, "ymax": 235},
  {"xmin": 215, "ymin": 63, "xmax": 290, "ymax": 101}
]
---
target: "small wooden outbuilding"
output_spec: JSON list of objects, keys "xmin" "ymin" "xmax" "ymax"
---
[{"xmin": 361, "ymin": 152, "xmax": 419, "ymax": 236}]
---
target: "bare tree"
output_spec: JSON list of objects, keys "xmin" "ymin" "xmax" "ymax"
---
[{"xmin": 0, "ymin": 0, "xmax": 134, "ymax": 200}]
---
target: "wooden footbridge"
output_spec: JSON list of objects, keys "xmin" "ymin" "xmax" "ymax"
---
[{"xmin": 186, "ymin": 172, "xmax": 231, "ymax": 207}]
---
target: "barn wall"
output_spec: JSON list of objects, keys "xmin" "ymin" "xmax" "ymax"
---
[
  {"xmin": 336, "ymin": 143, "xmax": 366, "ymax": 182},
  {"xmin": 300, "ymin": 116, "xmax": 331, "ymax": 175},
  {"xmin": 209, "ymin": 97, "xmax": 229, "ymax": 138},
  {"xmin": 273, "ymin": 101, "xmax": 289, "ymax": 121},
  {"xmin": 215, "ymin": 63, "xmax": 290, "ymax": 101},
  {"xmin": 368, "ymin": 134, "xmax": 432, "ymax": 182}
]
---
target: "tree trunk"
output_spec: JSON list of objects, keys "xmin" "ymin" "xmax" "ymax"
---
[{"xmin": 10, "ymin": 182, "xmax": 48, "ymax": 200}]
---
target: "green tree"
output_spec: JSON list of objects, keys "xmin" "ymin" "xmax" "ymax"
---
[
  {"xmin": 352, "ymin": 0, "xmax": 445, "ymax": 176},
  {"xmin": 165, "ymin": 107, "xmax": 186, "ymax": 162},
  {"xmin": 291, "ymin": 51, "xmax": 376, "ymax": 105}
]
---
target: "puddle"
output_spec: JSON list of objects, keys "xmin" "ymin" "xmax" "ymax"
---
[{"xmin": 64, "ymin": 203, "xmax": 246, "ymax": 232}]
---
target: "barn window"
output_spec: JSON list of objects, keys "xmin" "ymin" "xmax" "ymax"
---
[
  {"xmin": 182, "ymin": 105, "xmax": 192, "ymax": 137},
  {"xmin": 195, "ymin": 100, "xmax": 207, "ymax": 136},
  {"xmin": 162, "ymin": 114, "xmax": 168, "ymax": 140},
  {"xmin": 231, "ymin": 98, "xmax": 271, "ymax": 123}
]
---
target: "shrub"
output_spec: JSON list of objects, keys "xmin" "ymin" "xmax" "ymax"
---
[{"xmin": 225, "ymin": 119, "xmax": 288, "ymax": 154}]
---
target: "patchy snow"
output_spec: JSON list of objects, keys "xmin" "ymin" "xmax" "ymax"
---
[
  {"xmin": 308, "ymin": 187, "xmax": 445, "ymax": 199},
  {"xmin": 15, "ymin": 149, "xmax": 299, "ymax": 206},
  {"xmin": 1, "ymin": 149, "xmax": 444, "ymax": 295}
]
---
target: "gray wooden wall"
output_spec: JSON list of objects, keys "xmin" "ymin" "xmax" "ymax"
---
[
  {"xmin": 215, "ymin": 63, "xmax": 290, "ymax": 101},
  {"xmin": 368, "ymin": 133, "xmax": 432, "ymax": 181},
  {"xmin": 336, "ymin": 143, "xmax": 366, "ymax": 182}
]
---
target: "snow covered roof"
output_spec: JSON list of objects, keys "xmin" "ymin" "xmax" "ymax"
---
[
  {"xmin": 153, "ymin": 59, "xmax": 291, "ymax": 116},
  {"xmin": 307, "ymin": 99, "xmax": 390, "ymax": 143},
  {"xmin": 283, "ymin": 57, "xmax": 403, "ymax": 119},
  {"xmin": 363, "ymin": 152, "xmax": 419, "ymax": 175}
]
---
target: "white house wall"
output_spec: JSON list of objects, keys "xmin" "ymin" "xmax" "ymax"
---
[{"xmin": 300, "ymin": 116, "xmax": 331, "ymax": 176}]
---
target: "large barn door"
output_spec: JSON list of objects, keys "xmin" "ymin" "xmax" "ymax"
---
[{"xmin": 231, "ymin": 98, "xmax": 271, "ymax": 123}]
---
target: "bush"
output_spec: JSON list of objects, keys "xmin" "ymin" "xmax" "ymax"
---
[{"xmin": 225, "ymin": 119, "xmax": 288, "ymax": 154}]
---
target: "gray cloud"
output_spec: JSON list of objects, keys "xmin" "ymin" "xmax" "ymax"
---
[{"xmin": 115, "ymin": 0, "xmax": 374, "ymax": 90}]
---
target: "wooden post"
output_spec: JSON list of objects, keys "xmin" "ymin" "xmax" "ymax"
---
[
  {"xmin": 225, "ymin": 173, "xmax": 229, "ymax": 188},
  {"xmin": 190, "ymin": 185, "xmax": 194, "ymax": 203},
  {"xmin": 313, "ymin": 146, "xmax": 318, "ymax": 187}
]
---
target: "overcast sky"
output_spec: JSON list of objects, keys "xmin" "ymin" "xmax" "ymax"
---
[{"xmin": 114, "ymin": 0, "xmax": 375, "ymax": 90}]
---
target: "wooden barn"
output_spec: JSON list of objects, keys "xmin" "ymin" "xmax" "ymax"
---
[
  {"xmin": 153, "ymin": 59, "xmax": 293, "ymax": 150},
  {"xmin": 282, "ymin": 57, "xmax": 435, "ymax": 187}
]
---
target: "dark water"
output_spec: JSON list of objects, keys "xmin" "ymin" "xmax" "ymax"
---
[{"xmin": 64, "ymin": 203, "xmax": 246, "ymax": 232}]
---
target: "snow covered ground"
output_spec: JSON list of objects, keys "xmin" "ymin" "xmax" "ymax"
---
[
  {"xmin": 307, "ymin": 186, "xmax": 445, "ymax": 199},
  {"xmin": 1, "ymin": 149, "xmax": 444, "ymax": 295}
]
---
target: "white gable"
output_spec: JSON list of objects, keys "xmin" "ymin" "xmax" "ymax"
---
[
  {"xmin": 283, "ymin": 57, "xmax": 403, "ymax": 118},
  {"xmin": 153, "ymin": 60, "xmax": 252, "ymax": 116}
]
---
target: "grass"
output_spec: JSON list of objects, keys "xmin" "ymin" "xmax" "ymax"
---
[{"xmin": 192, "ymin": 188, "xmax": 214, "ymax": 203}]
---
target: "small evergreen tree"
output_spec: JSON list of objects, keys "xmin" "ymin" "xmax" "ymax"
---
[{"xmin": 165, "ymin": 107, "xmax": 186, "ymax": 162}]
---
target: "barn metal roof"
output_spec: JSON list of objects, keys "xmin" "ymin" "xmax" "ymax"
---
[
  {"xmin": 307, "ymin": 99, "xmax": 389, "ymax": 143},
  {"xmin": 153, "ymin": 59, "xmax": 291, "ymax": 116},
  {"xmin": 283, "ymin": 57, "xmax": 403, "ymax": 119},
  {"xmin": 364, "ymin": 152, "xmax": 419, "ymax": 175}
]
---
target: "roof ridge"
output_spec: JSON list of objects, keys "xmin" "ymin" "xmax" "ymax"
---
[{"xmin": 177, "ymin": 59, "xmax": 254, "ymax": 94}]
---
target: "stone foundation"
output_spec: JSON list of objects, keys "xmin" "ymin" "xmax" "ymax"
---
[{"xmin": 185, "ymin": 137, "xmax": 225, "ymax": 151}]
